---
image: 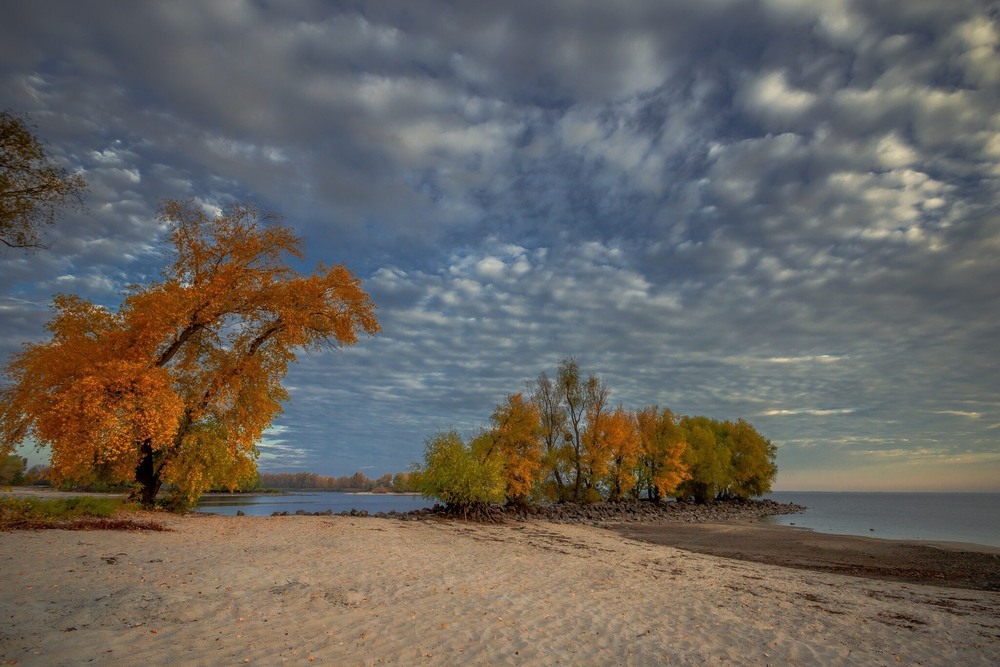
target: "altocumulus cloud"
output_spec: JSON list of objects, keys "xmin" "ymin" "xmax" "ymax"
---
[{"xmin": 1, "ymin": 0, "xmax": 997, "ymax": 490}]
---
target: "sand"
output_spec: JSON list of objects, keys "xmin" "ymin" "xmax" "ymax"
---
[
  {"xmin": 615, "ymin": 521, "xmax": 1000, "ymax": 592},
  {"xmin": 1, "ymin": 510, "xmax": 998, "ymax": 666}
]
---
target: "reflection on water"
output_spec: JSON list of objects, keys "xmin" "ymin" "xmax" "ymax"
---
[{"xmin": 195, "ymin": 491, "xmax": 433, "ymax": 516}]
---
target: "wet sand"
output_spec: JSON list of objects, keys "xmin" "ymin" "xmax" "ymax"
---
[{"xmin": 614, "ymin": 520, "xmax": 1000, "ymax": 592}]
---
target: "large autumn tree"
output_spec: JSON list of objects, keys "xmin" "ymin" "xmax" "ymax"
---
[
  {"xmin": 0, "ymin": 111, "xmax": 86, "ymax": 249},
  {"xmin": 0, "ymin": 200, "xmax": 379, "ymax": 506}
]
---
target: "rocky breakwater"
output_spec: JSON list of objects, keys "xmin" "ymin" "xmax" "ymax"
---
[
  {"xmin": 395, "ymin": 497, "xmax": 804, "ymax": 524},
  {"xmin": 266, "ymin": 498, "xmax": 805, "ymax": 524},
  {"xmin": 502, "ymin": 498, "xmax": 805, "ymax": 525}
]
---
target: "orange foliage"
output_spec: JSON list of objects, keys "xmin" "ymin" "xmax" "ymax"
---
[
  {"xmin": 0, "ymin": 200, "xmax": 379, "ymax": 506},
  {"xmin": 602, "ymin": 406, "xmax": 641, "ymax": 502},
  {"xmin": 488, "ymin": 393, "xmax": 544, "ymax": 503},
  {"xmin": 636, "ymin": 405, "xmax": 690, "ymax": 500}
]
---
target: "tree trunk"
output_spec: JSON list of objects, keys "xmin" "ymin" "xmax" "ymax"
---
[
  {"xmin": 132, "ymin": 439, "xmax": 163, "ymax": 507},
  {"xmin": 649, "ymin": 463, "xmax": 662, "ymax": 502}
]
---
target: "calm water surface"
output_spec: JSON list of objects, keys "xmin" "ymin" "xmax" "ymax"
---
[
  {"xmin": 196, "ymin": 490, "xmax": 999, "ymax": 548},
  {"xmin": 764, "ymin": 491, "xmax": 1000, "ymax": 548},
  {"xmin": 195, "ymin": 491, "xmax": 432, "ymax": 516}
]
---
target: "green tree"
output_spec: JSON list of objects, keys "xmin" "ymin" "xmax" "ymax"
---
[
  {"xmin": 413, "ymin": 429, "xmax": 505, "ymax": 514},
  {"xmin": 719, "ymin": 419, "xmax": 777, "ymax": 499},
  {"xmin": 677, "ymin": 416, "xmax": 731, "ymax": 503},
  {"xmin": 675, "ymin": 416, "xmax": 776, "ymax": 502},
  {"xmin": 0, "ymin": 454, "xmax": 26, "ymax": 485},
  {"xmin": 163, "ymin": 420, "xmax": 257, "ymax": 505},
  {"xmin": 0, "ymin": 111, "xmax": 86, "ymax": 249}
]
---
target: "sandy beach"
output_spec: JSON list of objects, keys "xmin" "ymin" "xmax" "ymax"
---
[{"xmin": 1, "ymin": 508, "xmax": 998, "ymax": 666}]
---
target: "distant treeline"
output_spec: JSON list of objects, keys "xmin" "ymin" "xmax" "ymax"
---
[
  {"xmin": 0, "ymin": 455, "xmax": 52, "ymax": 487},
  {"xmin": 258, "ymin": 471, "xmax": 417, "ymax": 492}
]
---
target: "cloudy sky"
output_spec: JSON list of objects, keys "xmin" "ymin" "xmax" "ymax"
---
[{"xmin": 2, "ymin": 0, "xmax": 998, "ymax": 491}]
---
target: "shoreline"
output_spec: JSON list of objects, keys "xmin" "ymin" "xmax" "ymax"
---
[
  {"xmin": 6, "ymin": 485, "xmax": 1000, "ymax": 554},
  {"xmin": 613, "ymin": 519, "xmax": 1000, "ymax": 592},
  {"xmin": 5, "ymin": 486, "xmax": 1000, "ymax": 591}
]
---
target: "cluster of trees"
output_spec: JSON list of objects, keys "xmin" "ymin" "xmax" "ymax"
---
[
  {"xmin": 0, "ymin": 456, "xmax": 127, "ymax": 492},
  {"xmin": 0, "ymin": 455, "xmax": 51, "ymax": 488},
  {"xmin": 415, "ymin": 358, "xmax": 776, "ymax": 511},
  {"xmin": 259, "ymin": 471, "xmax": 416, "ymax": 492}
]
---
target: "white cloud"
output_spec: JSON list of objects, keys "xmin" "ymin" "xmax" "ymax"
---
[
  {"xmin": 765, "ymin": 355, "xmax": 844, "ymax": 364},
  {"xmin": 761, "ymin": 408, "xmax": 856, "ymax": 417},
  {"xmin": 474, "ymin": 256, "xmax": 506, "ymax": 280},
  {"xmin": 742, "ymin": 70, "xmax": 816, "ymax": 124},
  {"xmin": 934, "ymin": 410, "xmax": 982, "ymax": 419},
  {"xmin": 952, "ymin": 16, "xmax": 1000, "ymax": 86}
]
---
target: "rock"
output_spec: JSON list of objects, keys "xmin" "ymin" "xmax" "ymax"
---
[{"xmin": 236, "ymin": 510, "xmax": 245, "ymax": 516}]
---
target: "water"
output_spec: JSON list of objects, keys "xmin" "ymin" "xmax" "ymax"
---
[
  {"xmin": 195, "ymin": 490, "xmax": 1000, "ymax": 549},
  {"xmin": 195, "ymin": 491, "xmax": 433, "ymax": 516},
  {"xmin": 764, "ymin": 491, "xmax": 1000, "ymax": 548}
]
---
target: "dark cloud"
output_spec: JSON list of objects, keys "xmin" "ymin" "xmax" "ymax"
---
[{"xmin": 1, "ymin": 0, "xmax": 997, "ymax": 489}]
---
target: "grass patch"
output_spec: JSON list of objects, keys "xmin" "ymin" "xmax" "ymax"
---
[{"xmin": 0, "ymin": 496, "xmax": 168, "ymax": 531}]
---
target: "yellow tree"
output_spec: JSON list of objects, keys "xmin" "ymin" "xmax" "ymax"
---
[
  {"xmin": 1, "ymin": 111, "xmax": 86, "ymax": 249},
  {"xmin": 602, "ymin": 406, "xmax": 641, "ymax": 502},
  {"xmin": 0, "ymin": 200, "xmax": 379, "ymax": 506},
  {"xmin": 635, "ymin": 405, "xmax": 689, "ymax": 501},
  {"xmin": 484, "ymin": 392, "xmax": 543, "ymax": 504}
]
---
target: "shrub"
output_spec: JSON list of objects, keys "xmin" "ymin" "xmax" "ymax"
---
[
  {"xmin": 413, "ymin": 429, "xmax": 505, "ymax": 514},
  {"xmin": 0, "ymin": 495, "xmax": 164, "ymax": 531}
]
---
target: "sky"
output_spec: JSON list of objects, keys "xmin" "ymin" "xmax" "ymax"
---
[{"xmin": 1, "ymin": 0, "xmax": 998, "ymax": 492}]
